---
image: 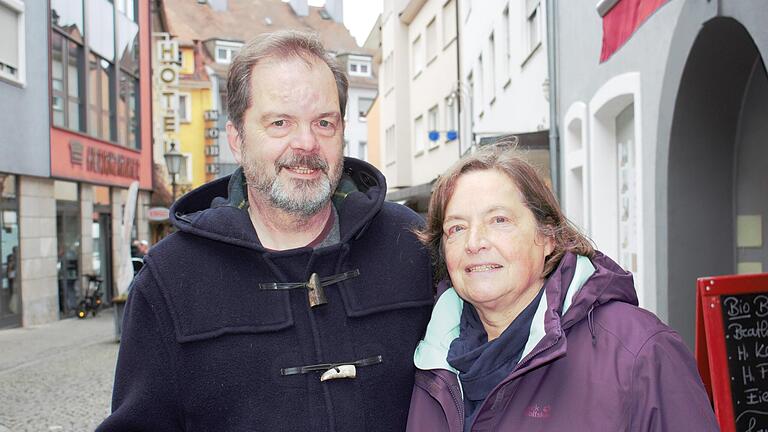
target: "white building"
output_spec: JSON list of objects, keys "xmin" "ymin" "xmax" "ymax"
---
[
  {"xmin": 379, "ymin": 0, "xmax": 461, "ymax": 211},
  {"xmin": 459, "ymin": 0, "xmax": 551, "ymax": 180}
]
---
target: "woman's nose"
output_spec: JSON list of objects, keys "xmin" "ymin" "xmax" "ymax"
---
[{"xmin": 465, "ymin": 225, "xmax": 489, "ymax": 254}]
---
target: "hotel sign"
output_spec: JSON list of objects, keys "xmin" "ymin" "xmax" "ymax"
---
[{"xmin": 153, "ymin": 33, "xmax": 180, "ymax": 156}]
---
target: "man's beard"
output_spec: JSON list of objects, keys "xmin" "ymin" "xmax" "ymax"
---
[{"xmin": 242, "ymin": 148, "xmax": 343, "ymax": 217}]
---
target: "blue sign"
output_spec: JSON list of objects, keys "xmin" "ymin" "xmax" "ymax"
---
[
  {"xmin": 428, "ymin": 130, "xmax": 440, "ymax": 142},
  {"xmin": 446, "ymin": 130, "xmax": 458, "ymax": 141}
]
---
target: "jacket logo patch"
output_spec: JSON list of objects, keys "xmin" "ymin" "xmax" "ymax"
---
[{"xmin": 526, "ymin": 404, "xmax": 551, "ymax": 419}]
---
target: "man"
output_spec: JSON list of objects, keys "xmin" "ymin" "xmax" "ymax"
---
[{"xmin": 98, "ymin": 31, "xmax": 433, "ymax": 431}]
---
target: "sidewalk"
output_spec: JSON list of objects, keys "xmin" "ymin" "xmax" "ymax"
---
[
  {"xmin": 0, "ymin": 308, "xmax": 119, "ymax": 432},
  {"xmin": 0, "ymin": 308, "xmax": 117, "ymax": 374}
]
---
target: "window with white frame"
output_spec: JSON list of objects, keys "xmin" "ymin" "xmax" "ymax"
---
[
  {"xmin": 178, "ymin": 93, "xmax": 191, "ymax": 123},
  {"xmin": 428, "ymin": 105, "xmax": 438, "ymax": 147},
  {"xmin": 385, "ymin": 125, "xmax": 396, "ymax": 164},
  {"xmin": 442, "ymin": 0, "xmax": 456, "ymax": 48},
  {"xmin": 414, "ymin": 115, "xmax": 425, "ymax": 153},
  {"xmin": 412, "ymin": 35, "xmax": 424, "ymax": 77},
  {"xmin": 214, "ymin": 41, "xmax": 243, "ymax": 64},
  {"xmin": 348, "ymin": 55, "xmax": 372, "ymax": 77},
  {"xmin": 358, "ymin": 97, "xmax": 374, "ymax": 121},
  {"xmin": 179, "ymin": 153, "xmax": 193, "ymax": 184},
  {"xmin": 426, "ymin": 18, "xmax": 437, "ymax": 62},
  {"xmin": 0, "ymin": 0, "xmax": 24, "ymax": 85},
  {"xmin": 358, "ymin": 141, "xmax": 368, "ymax": 161},
  {"xmin": 525, "ymin": 0, "xmax": 542, "ymax": 56},
  {"xmin": 488, "ymin": 32, "xmax": 496, "ymax": 101},
  {"xmin": 477, "ymin": 55, "xmax": 484, "ymax": 110},
  {"xmin": 383, "ymin": 53, "xmax": 394, "ymax": 91},
  {"xmin": 445, "ymin": 95, "xmax": 457, "ymax": 139},
  {"xmin": 502, "ymin": 6, "xmax": 511, "ymax": 79}
]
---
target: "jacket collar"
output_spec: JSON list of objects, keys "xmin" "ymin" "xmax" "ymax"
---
[{"xmin": 414, "ymin": 254, "xmax": 597, "ymax": 378}]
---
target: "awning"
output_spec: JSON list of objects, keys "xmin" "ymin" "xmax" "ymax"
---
[{"xmin": 598, "ymin": 0, "xmax": 671, "ymax": 63}]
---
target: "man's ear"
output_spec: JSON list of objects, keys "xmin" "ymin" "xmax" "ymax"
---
[{"xmin": 226, "ymin": 121, "xmax": 243, "ymax": 165}]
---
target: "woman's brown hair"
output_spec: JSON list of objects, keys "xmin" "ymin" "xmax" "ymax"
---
[{"xmin": 416, "ymin": 142, "xmax": 595, "ymax": 282}]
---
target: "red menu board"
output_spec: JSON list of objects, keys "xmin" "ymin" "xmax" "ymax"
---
[{"xmin": 696, "ymin": 273, "xmax": 768, "ymax": 432}]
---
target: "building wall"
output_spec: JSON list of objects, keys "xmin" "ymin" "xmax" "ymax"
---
[
  {"xmin": 0, "ymin": 0, "xmax": 50, "ymax": 177},
  {"xmin": 555, "ymin": 0, "xmax": 768, "ymax": 348},
  {"xmin": 177, "ymin": 86, "xmax": 212, "ymax": 189},
  {"xmin": 460, "ymin": 0, "xmax": 549, "ymax": 140},
  {"xmin": 345, "ymin": 86, "xmax": 378, "ymax": 161},
  {"xmin": 406, "ymin": 0, "xmax": 460, "ymax": 186},
  {"xmin": 366, "ymin": 97, "xmax": 382, "ymax": 170},
  {"xmin": 380, "ymin": 0, "xmax": 413, "ymax": 188},
  {"xmin": 18, "ymin": 177, "xmax": 57, "ymax": 326}
]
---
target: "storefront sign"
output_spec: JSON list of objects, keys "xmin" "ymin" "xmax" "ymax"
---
[
  {"xmin": 147, "ymin": 207, "xmax": 170, "ymax": 222},
  {"xmin": 51, "ymin": 128, "xmax": 145, "ymax": 187},
  {"xmin": 153, "ymin": 34, "xmax": 180, "ymax": 157}
]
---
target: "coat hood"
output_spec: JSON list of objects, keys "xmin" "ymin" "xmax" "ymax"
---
[
  {"xmin": 168, "ymin": 157, "xmax": 387, "ymax": 252},
  {"xmin": 414, "ymin": 251, "xmax": 638, "ymax": 373}
]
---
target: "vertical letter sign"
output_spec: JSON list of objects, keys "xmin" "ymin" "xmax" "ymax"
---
[{"xmin": 696, "ymin": 273, "xmax": 768, "ymax": 432}]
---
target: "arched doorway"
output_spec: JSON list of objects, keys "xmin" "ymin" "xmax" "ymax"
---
[{"xmin": 668, "ymin": 17, "xmax": 768, "ymax": 346}]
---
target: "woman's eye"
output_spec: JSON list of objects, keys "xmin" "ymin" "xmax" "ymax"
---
[
  {"xmin": 446, "ymin": 225, "xmax": 465, "ymax": 236},
  {"xmin": 272, "ymin": 120, "xmax": 286, "ymax": 127},
  {"xmin": 492, "ymin": 216, "xmax": 508, "ymax": 224}
]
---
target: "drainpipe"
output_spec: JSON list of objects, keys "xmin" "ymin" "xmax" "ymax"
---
[
  {"xmin": 455, "ymin": 0, "xmax": 462, "ymax": 159},
  {"xmin": 546, "ymin": 0, "xmax": 560, "ymax": 199}
]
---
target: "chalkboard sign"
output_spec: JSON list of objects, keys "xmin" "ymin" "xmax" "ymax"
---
[{"xmin": 696, "ymin": 273, "xmax": 768, "ymax": 432}]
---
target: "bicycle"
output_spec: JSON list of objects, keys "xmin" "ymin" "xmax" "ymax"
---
[{"xmin": 76, "ymin": 274, "xmax": 104, "ymax": 319}]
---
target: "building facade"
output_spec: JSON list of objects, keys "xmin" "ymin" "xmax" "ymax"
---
[
  {"xmin": 460, "ymin": 0, "xmax": 551, "ymax": 182},
  {"xmin": 379, "ymin": 0, "xmax": 461, "ymax": 211},
  {"xmin": 0, "ymin": 0, "xmax": 153, "ymax": 329},
  {"xmin": 555, "ymin": 0, "xmax": 768, "ymax": 347},
  {"xmin": 157, "ymin": 0, "xmax": 377, "ymax": 186}
]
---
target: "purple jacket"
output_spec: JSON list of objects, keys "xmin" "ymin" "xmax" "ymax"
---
[{"xmin": 406, "ymin": 252, "xmax": 719, "ymax": 431}]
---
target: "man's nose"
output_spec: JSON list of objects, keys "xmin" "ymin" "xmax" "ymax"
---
[{"xmin": 290, "ymin": 123, "xmax": 319, "ymax": 152}]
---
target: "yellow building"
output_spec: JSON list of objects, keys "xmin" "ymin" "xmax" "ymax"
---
[{"xmin": 175, "ymin": 42, "xmax": 216, "ymax": 192}]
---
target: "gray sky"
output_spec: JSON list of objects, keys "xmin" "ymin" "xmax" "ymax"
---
[{"xmin": 307, "ymin": 0, "xmax": 383, "ymax": 46}]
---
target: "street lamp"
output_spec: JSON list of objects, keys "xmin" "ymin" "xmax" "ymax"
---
[{"xmin": 163, "ymin": 142, "xmax": 183, "ymax": 202}]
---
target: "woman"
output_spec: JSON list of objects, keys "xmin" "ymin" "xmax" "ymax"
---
[{"xmin": 406, "ymin": 144, "xmax": 718, "ymax": 431}]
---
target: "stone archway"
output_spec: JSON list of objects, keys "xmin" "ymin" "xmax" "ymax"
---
[{"xmin": 667, "ymin": 17, "xmax": 768, "ymax": 346}]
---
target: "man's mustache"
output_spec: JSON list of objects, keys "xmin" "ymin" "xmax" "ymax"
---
[{"xmin": 276, "ymin": 153, "xmax": 329, "ymax": 174}]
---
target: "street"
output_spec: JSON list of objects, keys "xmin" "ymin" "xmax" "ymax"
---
[{"xmin": 0, "ymin": 309, "xmax": 117, "ymax": 432}]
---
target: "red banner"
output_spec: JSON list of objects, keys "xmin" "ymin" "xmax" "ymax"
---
[{"xmin": 600, "ymin": 0, "xmax": 671, "ymax": 62}]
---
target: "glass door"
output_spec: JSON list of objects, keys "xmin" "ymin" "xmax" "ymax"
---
[
  {"xmin": 0, "ymin": 175, "xmax": 21, "ymax": 328},
  {"xmin": 92, "ymin": 211, "xmax": 113, "ymax": 304},
  {"xmin": 57, "ymin": 202, "xmax": 81, "ymax": 318}
]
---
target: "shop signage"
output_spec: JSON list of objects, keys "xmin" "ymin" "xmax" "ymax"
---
[
  {"xmin": 695, "ymin": 273, "xmax": 768, "ymax": 432},
  {"xmin": 147, "ymin": 207, "xmax": 170, "ymax": 222},
  {"xmin": 66, "ymin": 139, "xmax": 140, "ymax": 180}
]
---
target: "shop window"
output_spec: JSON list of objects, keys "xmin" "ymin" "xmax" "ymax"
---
[
  {"xmin": 0, "ymin": 175, "xmax": 20, "ymax": 328},
  {"xmin": 88, "ymin": 53, "xmax": 116, "ymax": 142},
  {"xmin": 49, "ymin": 0, "xmax": 90, "ymax": 134},
  {"xmin": 0, "ymin": 0, "xmax": 24, "ymax": 85}
]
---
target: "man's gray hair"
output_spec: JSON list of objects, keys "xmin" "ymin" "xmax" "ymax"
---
[{"xmin": 226, "ymin": 30, "xmax": 349, "ymax": 138}]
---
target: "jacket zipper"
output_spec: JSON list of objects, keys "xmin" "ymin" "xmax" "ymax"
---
[{"xmin": 432, "ymin": 372, "xmax": 464, "ymax": 431}]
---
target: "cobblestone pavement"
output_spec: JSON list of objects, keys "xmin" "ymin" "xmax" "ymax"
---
[{"xmin": 0, "ymin": 309, "xmax": 119, "ymax": 432}]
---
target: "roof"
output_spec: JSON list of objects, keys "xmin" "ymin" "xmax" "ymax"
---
[{"xmin": 161, "ymin": 0, "xmax": 363, "ymax": 55}]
